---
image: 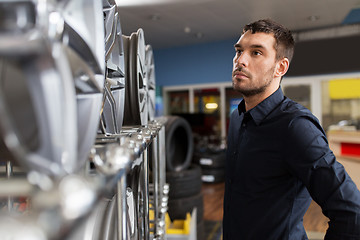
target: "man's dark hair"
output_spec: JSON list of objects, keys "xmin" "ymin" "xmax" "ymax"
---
[{"xmin": 243, "ymin": 19, "xmax": 295, "ymax": 63}]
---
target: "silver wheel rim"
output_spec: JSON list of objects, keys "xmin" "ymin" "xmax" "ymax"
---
[
  {"xmin": 101, "ymin": 0, "xmax": 126, "ymax": 134},
  {"xmin": 123, "ymin": 29, "xmax": 148, "ymax": 126},
  {"xmin": 0, "ymin": 0, "xmax": 105, "ymax": 176},
  {"xmin": 126, "ymin": 165, "xmax": 146, "ymax": 239},
  {"xmin": 145, "ymin": 45, "xmax": 156, "ymax": 121},
  {"xmin": 59, "ymin": 0, "xmax": 106, "ymax": 173}
]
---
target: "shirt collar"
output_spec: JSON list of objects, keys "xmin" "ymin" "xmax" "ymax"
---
[{"xmin": 237, "ymin": 87, "xmax": 285, "ymax": 126}]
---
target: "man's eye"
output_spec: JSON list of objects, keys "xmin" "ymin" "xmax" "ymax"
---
[{"xmin": 253, "ymin": 51, "xmax": 261, "ymax": 55}]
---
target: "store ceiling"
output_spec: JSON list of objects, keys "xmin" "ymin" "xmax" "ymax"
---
[{"xmin": 118, "ymin": 0, "xmax": 360, "ymax": 49}]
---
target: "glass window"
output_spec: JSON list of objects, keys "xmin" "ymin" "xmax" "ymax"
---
[
  {"xmin": 167, "ymin": 90, "xmax": 189, "ymax": 114},
  {"xmin": 283, "ymin": 85, "xmax": 311, "ymax": 111},
  {"xmin": 194, "ymin": 88, "xmax": 220, "ymax": 114},
  {"xmin": 321, "ymin": 80, "xmax": 360, "ymax": 131},
  {"xmin": 225, "ymin": 87, "xmax": 242, "ymax": 132},
  {"xmin": 193, "ymin": 88, "xmax": 221, "ymax": 146}
]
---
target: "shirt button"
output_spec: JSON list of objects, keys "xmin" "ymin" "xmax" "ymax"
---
[{"xmin": 242, "ymin": 123, "xmax": 246, "ymax": 127}]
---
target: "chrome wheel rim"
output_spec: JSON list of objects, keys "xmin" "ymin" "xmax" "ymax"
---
[
  {"xmin": 0, "ymin": 0, "xmax": 105, "ymax": 176},
  {"xmin": 145, "ymin": 45, "xmax": 156, "ymax": 121},
  {"xmin": 123, "ymin": 29, "xmax": 148, "ymax": 126},
  {"xmin": 101, "ymin": 0, "xmax": 126, "ymax": 134}
]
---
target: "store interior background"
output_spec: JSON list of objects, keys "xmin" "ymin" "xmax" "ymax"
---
[
  {"xmin": 118, "ymin": 0, "xmax": 360, "ymax": 133},
  {"xmin": 119, "ymin": 1, "xmax": 360, "ymax": 239}
]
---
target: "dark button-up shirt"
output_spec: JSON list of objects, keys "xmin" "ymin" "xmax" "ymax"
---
[{"xmin": 223, "ymin": 87, "xmax": 360, "ymax": 240}]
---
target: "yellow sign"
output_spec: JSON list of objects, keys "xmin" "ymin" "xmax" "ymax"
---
[{"xmin": 329, "ymin": 79, "xmax": 360, "ymax": 99}]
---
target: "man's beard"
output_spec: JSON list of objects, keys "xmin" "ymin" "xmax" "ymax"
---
[
  {"xmin": 233, "ymin": 81, "xmax": 270, "ymax": 97},
  {"xmin": 232, "ymin": 66, "xmax": 275, "ymax": 97}
]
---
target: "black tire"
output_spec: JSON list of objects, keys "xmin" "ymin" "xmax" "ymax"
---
[
  {"xmin": 167, "ymin": 192, "xmax": 204, "ymax": 223},
  {"xmin": 192, "ymin": 150, "xmax": 226, "ymax": 169},
  {"xmin": 201, "ymin": 168, "xmax": 225, "ymax": 183},
  {"xmin": 165, "ymin": 116, "xmax": 193, "ymax": 172},
  {"xmin": 166, "ymin": 164, "xmax": 202, "ymax": 199}
]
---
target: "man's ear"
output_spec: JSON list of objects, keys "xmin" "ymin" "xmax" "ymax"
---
[{"xmin": 275, "ymin": 58, "xmax": 290, "ymax": 78}]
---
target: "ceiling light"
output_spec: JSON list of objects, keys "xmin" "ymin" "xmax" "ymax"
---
[
  {"xmin": 150, "ymin": 14, "xmax": 160, "ymax": 21},
  {"xmin": 196, "ymin": 32, "xmax": 204, "ymax": 38},
  {"xmin": 308, "ymin": 15, "xmax": 319, "ymax": 22},
  {"xmin": 184, "ymin": 26, "xmax": 191, "ymax": 34},
  {"xmin": 205, "ymin": 103, "xmax": 218, "ymax": 110}
]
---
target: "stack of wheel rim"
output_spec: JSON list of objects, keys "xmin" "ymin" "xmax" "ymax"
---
[
  {"xmin": 96, "ymin": 1, "xmax": 159, "ymax": 239},
  {"xmin": 164, "ymin": 116, "xmax": 204, "ymax": 239},
  {"xmin": 101, "ymin": 4, "xmax": 163, "ymax": 234},
  {"xmin": 100, "ymin": 17, "xmax": 156, "ymax": 132},
  {"xmin": 81, "ymin": 1, "xmax": 129, "ymax": 239},
  {"xmin": 0, "ymin": 0, "xmax": 158, "ymax": 239}
]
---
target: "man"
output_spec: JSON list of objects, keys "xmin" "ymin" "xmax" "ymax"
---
[{"xmin": 223, "ymin": 19, "xmax": 360, "ymax": 239}]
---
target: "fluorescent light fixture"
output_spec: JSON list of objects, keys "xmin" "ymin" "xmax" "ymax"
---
[
  {"xmin": 205, "ymin": 103, "xmax": 218, "ymax": 110},
  {"xmin": 117, "ymin": 0, "xmax": 213, "ymax": 7}
]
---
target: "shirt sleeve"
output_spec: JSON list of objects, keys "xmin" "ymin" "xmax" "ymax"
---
[{"xmin": 286, "ymin": 114, "xmax": 360, "ymax": 239}]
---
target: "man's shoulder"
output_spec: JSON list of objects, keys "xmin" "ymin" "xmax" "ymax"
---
[
  {"xmin": 272, "ymin": 97, "xmax": 321, "ymax": 129},
  {"xmin": 280, "ymin": 97, "xmax": 313, "ymax": 117},
  {"xmin": 230, "ymin": 107, "xmax": 240, "ymax": 119},
  {"xmin": 278, "ymin": 97, "xmax": 324, "ymax": 133}
]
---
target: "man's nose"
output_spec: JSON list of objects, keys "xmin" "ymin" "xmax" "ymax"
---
[{"xmin": 234, "ymin": 53, "xmax": 248, "ymax": 68}]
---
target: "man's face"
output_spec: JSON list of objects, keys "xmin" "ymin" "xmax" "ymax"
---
[{"xmin": 232, "ymin": 31, "xmax": 279, "ymax": 97}]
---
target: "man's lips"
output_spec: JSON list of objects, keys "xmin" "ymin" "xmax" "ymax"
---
[{"xmin": 233, "ymin": 71, "xmax": 249, "ymax": 78}]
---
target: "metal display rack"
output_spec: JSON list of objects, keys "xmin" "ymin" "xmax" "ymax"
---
[{"xmin": 0, "ymin": 120, "xmax": 168, "ymax": 240}]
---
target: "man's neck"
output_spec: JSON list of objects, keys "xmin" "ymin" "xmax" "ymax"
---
[
  {"xmin": 244, "ymin": 94, "xmax": 266, "ymax": 111},
  {"xmin": 243, "ymin": 85, "xmax": 279, "ymax": 111}
]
